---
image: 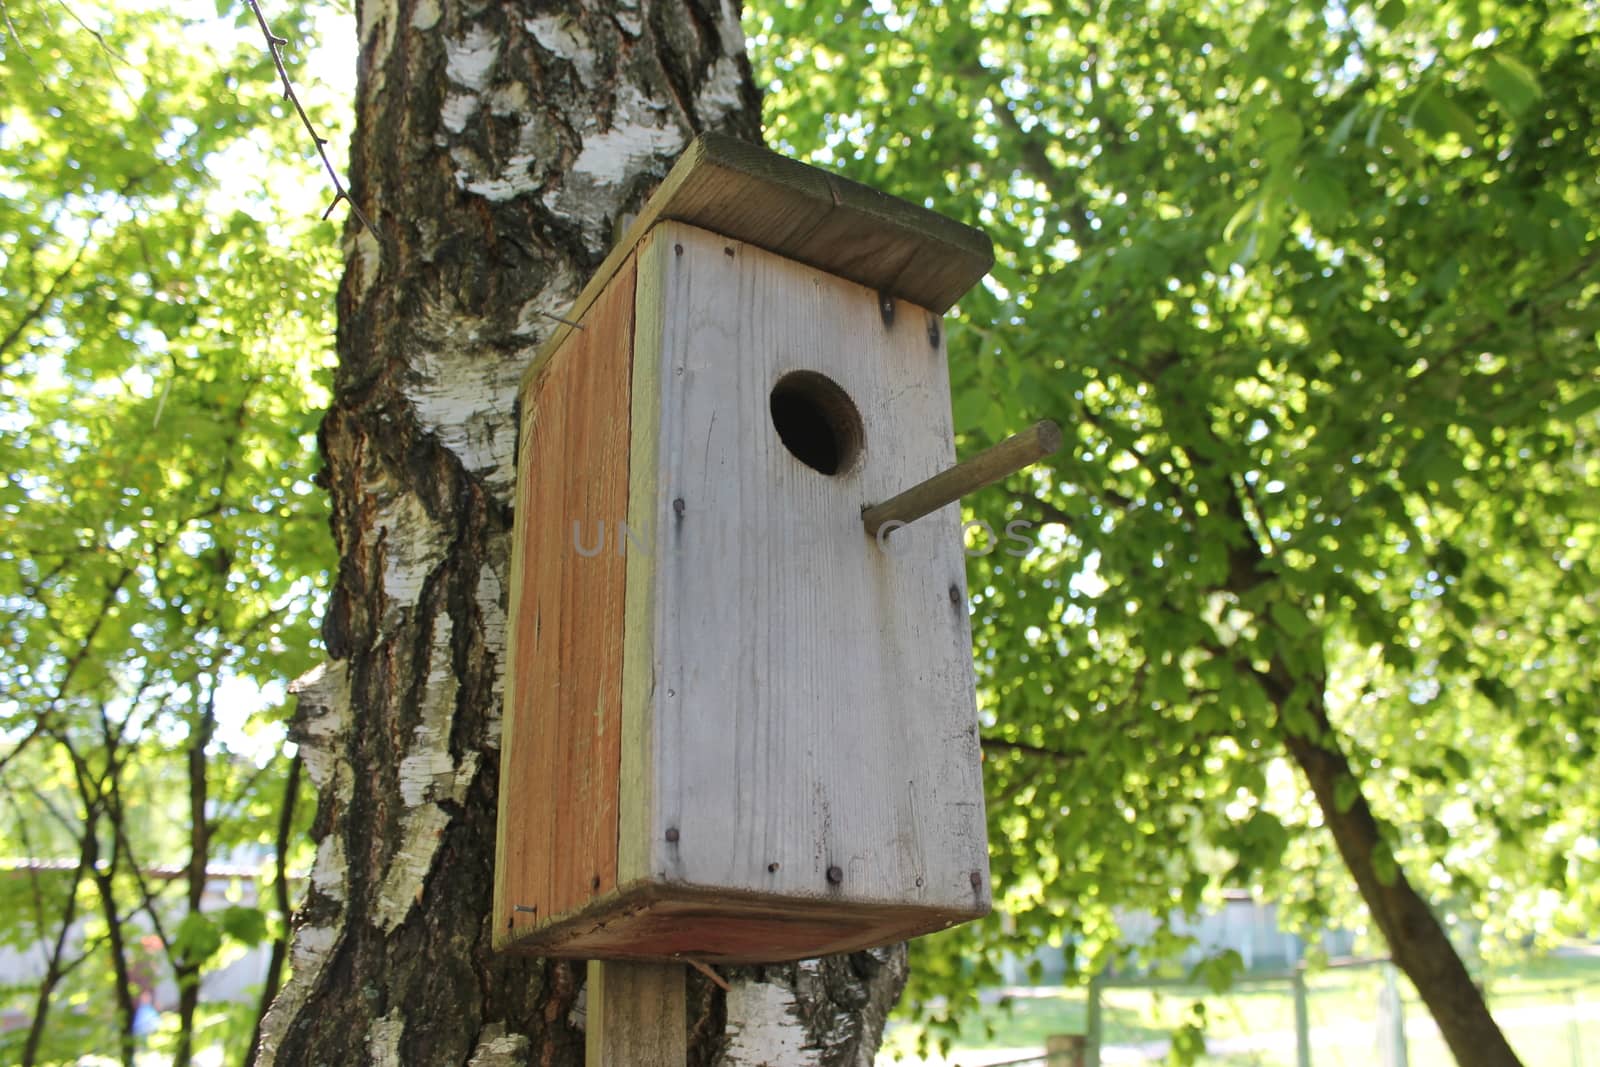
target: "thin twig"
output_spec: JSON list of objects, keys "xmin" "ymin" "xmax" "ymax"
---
[
  {"xmin": 685, "ymin": 958, "xmax": 731, "ymax": 992},
  {"xmin": 50, "ymin": 0, "xmax": 162, "ymax": 134},
  {"xmin": 245, "ymin": 750, "xmax": 302, "ymax": 1067},
  {"xmin": 981, "ymin": 736, "xmax": 1086, "ymax": 765},
  {"xmin": 244, "ymin": 0, "xmax": 377, "ymax": 237},
  {"xmin": 0, "ymin": 222, "xmax": 97, "ymax": 372},
  {"xmin": 0, "ymin": 562, "xmax": 137, "ymax": 778},
  {"xmin": 0, "ymin": 0, "xmax": 46, "ymax": 89}
]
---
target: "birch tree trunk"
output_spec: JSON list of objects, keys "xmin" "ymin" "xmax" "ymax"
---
[{"xmin": 254, "ymin": 0, "xmax": 908, "ymax": 1062}]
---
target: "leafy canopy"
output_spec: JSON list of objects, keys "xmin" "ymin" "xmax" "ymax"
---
[
  {"xmin": 748, "ymin": 0, "xmax": 1599, "ymax": 1046},
  {"xmin": 1, "ymin": 0, "xmax": 340, "ymax": 1059}
]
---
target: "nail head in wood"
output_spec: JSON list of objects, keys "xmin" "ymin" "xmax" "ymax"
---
[
  {"xmin": 863, "ymin": 419, "xmax": 1064, "ymax": 538},
  {"xmin": 537, "ymin": 309, "xmax": 587, "ymax": 330},
  {"xmin": 665, "ymin": 827, "xmax": 680, "ymax": 843},
  {"xmin": 826, "ymin": 865, "xmax": 844, "ymax": 885}
]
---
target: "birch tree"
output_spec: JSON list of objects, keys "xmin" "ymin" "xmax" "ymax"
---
[{"xmin": 255, "ymin": 0, "xmax": 905, "ymax": 1062}]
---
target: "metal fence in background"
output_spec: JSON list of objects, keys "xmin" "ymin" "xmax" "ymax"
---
[{"xmin": 965, "ymin": 956, "xmax": 1599, "ymax": 1067}]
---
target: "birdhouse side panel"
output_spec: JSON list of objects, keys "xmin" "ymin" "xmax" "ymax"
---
[
  {"xmin": 617, "ymin": 230, "xmax": 670, "ymax": 889},
  {"xmin": 495, "ymin": 255, "xmax": 638, "ymax": 946},
  {"xmin": 639, "ymin": 222, "xmax": 990, "ymax": 929}
]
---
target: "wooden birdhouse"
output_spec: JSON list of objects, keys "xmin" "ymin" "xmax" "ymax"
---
[{"xmin": 493, "ymin": 134, "xmax": 1009, "ymax": 964}]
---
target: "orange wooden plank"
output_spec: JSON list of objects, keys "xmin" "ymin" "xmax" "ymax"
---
[{"xmin": 501, "ymin": 255, "xmax": 636, "ymax": 934}]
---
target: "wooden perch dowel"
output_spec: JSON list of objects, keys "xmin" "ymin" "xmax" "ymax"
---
[{"xmin": 862, "ymin": 419, "xmax": 1063, "ymax": 538}]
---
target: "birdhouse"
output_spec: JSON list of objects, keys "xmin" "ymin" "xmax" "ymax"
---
[{"xmin": 493, "ymin": 134, "xmax": 1001, "ymax": 964}]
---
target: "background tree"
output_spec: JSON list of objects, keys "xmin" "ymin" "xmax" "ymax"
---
[
  {"xmin": 0, "ymin": 0, "xmax": 330, "ymax": 1063},
  {"xmin": 750, "ymin": 0, "xmax": 1598, "ymax": 1063},
  {"xmin": 253, "ymin": 0, "xmax": 904, "ymax": 1063}
]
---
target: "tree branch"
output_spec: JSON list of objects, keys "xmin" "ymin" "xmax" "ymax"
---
[
  {"xmin": 246, "ymin": 751, "xmax": 302, "ymax": 1067},
  {"xmin": 18, "ymin": 828, "xmax": 94, "ymax": 1067},
  {"xmin": 243, "ymin": 0, "xmax": 377, "ymax": 237},
  {"xmin": 0, "ymin": 223, "xmax": 96, "ymax": 372},
  {"xmin": 48, "ymin": 0, "xmax": 161, "ymax": 134},
  {"xmin": 982, "ymin": 736, "xmax": 1086, "ymax": 765}
]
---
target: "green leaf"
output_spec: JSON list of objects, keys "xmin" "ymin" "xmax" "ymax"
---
[
  {"xmin": 1151, "ymin": 662, "xmax": 1188, "ymax": 706},
  {"xmin": 219, "ymin": 905, "xmax": 270, "ymax": 947},
  {"xmin": 1482, "ymin": 54, "xmax": 1543, "ymax": 116},
  {"xmin": 1296, "ymin": 168, "xmax": 1351, "ymax": 227},
  {"xmin": 1372, "ymin": 846, "xmax": 1399, "ymax": 887},
  {"xmin": 1412, "ymin": 85, "xmax": 1480, "ymax": 144},
  {"xmin": 1378, "ymin": 120, "xmax": 1424, "ymax": 168},
  {"xmin": 1260, "ymin": 110, "xmax": 1305, "ymax": 166},
  {"xmin": 1270, "ymin": 599, "xmax": 1314, "ymax": 639},
  {"xmin": 1326, "ymin": 105, "xmax": 1364, "ymax": 153},
  {"xmin": 1553, "ymin": 389, "xmax": 1600, "ymax": 421},
  {"xmin": 174, "ymin": 912, "xmax": 223, "ymax": 966},
  {"xmin": 1189, "ymin": 950, "xmax": 1246, "ymax": 994},
  {"xmin": 1282, "ymin": 699, "xmax": 1317, "ymax": 738},
  {"xmin": 1223, "ymin": 197, "xmax": 1260, "ymax": 243}
]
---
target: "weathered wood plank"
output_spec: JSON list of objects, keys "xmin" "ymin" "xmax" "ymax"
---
[
  {"xmin": 618, "ymin": 231, "xmax": 668, "ymax": 888},
  {"xmin": 494, "ymin": 255, "xmax": 637, "ymax": 946},
  {"xmin": 585, "ymin": 961, "xmax": 686, "ymax": 1067},
  {"xmin": 522, "ymin": 133, "xmax": 993, "ymax": 396},
  {"xmin": 654, "ymin": 134, "xmax": 993, "ymax": 311},
  {"xmin": 644, "ymin": 221, "xmax": 990, "ymax": 919},
  {"xmin": 504, "ymin": 882, "xmax": 981, "ymax": 963}
]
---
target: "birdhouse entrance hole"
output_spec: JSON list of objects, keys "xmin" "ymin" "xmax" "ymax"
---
[{"xmin": 769, "ymin": 370, "xmax": 864, "ymax": 476}]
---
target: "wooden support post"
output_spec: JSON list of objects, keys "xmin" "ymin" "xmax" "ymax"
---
[
  {"xmin": 585, "ymin": 960, "xmax": 687, "ymax": 1067},
  {"xmin": 862, "ymin": 420, "xmax": 1062, "ymax": 538},
  {"xmin": 1378, "ymin": 962, "xmax": 1409, "ymax": 1067},
  {"xmin": 1292, "ymin": 965, "xmax": 1311, "ymax": 1067}
]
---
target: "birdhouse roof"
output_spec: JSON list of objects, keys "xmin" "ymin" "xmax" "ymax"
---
[
  {"xmin": 527, "ymin": 134, "xmax": 993, "ymax": 393},
  {"xmin": 642, "ymin": 133, "xmax": 992, "ymax": 313}
]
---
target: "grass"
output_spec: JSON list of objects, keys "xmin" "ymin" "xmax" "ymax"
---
[{"xmin": 880, "ymin": 951, "xmax": 1600, "ymax": 1065}]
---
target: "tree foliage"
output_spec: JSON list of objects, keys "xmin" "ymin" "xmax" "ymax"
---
[
  {"xmin": 0, "ymin": 0, "xmax": 336, "ymax": 1061},
  {"xmin": 750, "ymin": 0, "xmax": 1598, "ymax": 1058}
]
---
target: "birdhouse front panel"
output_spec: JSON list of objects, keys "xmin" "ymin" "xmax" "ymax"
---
[
  {"xmin": 627, "ymin": 222, "xmax": 989, "ymax": 938},
  {"xmin": 494, "ymin": 134, "xmax": 996, "ymax": 963}
]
